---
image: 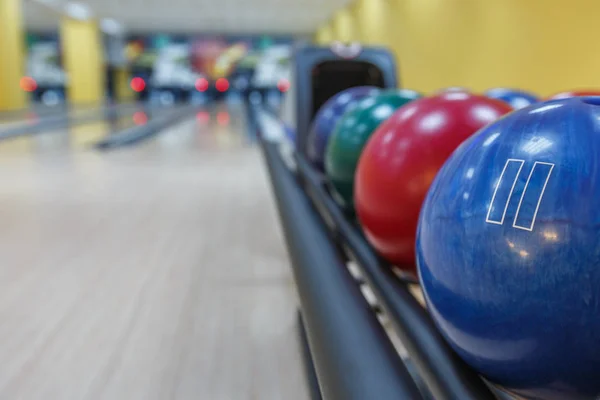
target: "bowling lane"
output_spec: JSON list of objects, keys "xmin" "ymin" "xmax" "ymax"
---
[
  {"xmin": 0, "ymin": 104, "xmax": 70, "ymax": 124},
  {"xmin": 0, "ymin": 103, "xmax": 306, "ymax": 400},
  {"xmin": 0, "ymin": 104, "xmax": 179, "ymax": 157},
  {"xmin": 103, "ymin": 103, "xmax": 255, "ymax": 162},
  {"xmin": 0, "ymin": 106, "xmax": 73, "ymax": 131},
  {"xmin": 66, "ymin": 105, "xmax": 189, "ymax": 149},
  {"xmin": 0, "ymin": 102, "xmax": 140, "ymax": 133}
]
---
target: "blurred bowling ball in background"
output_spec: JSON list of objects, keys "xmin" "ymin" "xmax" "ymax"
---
[
  {"xmin": 485, "ymin": 88, "xmax": 539, "ymax": 109},
  {"xmin": 307, "ymin": 86, "xmax": 381, "ymax": 171},
  {"xmin": 325, "ymin": 89, "xmax": 422, "ymax": 210},
  {"xmin": 416, "ymin": 97, "xmax": 600, "ymax": 400},
  {"xmin": 355, "ymin": 92, "xmax": 512, "ymax": 273},
  {"xmin": 436, "ymin": 87, "xmax": 470, "ymax": 93},
  {"xmin": 548, "ymin": 89, "xmax": 600, "ymax": 99}
]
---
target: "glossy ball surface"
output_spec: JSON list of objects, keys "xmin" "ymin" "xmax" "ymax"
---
[
  {"xmin": 355, "ymin": 92, "xmax": 512, "ymax": 273},
  {"xmin": 485, "ymin": 88, "xmax": 539, "ymax": 109},
  {"xmin": 325, "ymin": 89, "xmax": 421, "ymax": 210},
  {"xmin": 548, "ymin": 89, "xmax": 600, "ymax": 99},
  {"xmin": 436, "ymin": 87, "xmax": 471, "ymax": 93},
  {"xmin": 307, "ymin": 86, "xmax": 380, "ymax": 171},
  {"xmin": 416, "ymin": 97, "xmax": 600, "ymax": 400}
]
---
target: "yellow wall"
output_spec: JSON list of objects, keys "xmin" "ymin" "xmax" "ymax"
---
[
  {"xmin": 60, "ymin": 18, "xmax": 105, "ymax": 105},
  {"xmin": 114, "ymin": 68, "xmax": 134, "ymax": 102},
  {"xmin": 352, "ymin": 0, "xmax": 388, "ymax": 46},
  {"xmin": 321, "ymin": 0, "xmax": 600, "ymax": 96},
  {"xmin": 0, "ymin": 0, "xmax": 27, "ymax": 111},
  {"xmin": 331, "ymin": 8, "xmax": 358, "ymax": 42},
  {"xmin": 315, "ymin": 24, "xmax": 334, "ymax": 45}
]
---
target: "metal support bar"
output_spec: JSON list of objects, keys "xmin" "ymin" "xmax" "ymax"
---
[
  {"xmin": 261, "ymin": 141, "xmax": 423, "ymax": 400},
  {"xmin": 296, "ymin": 310, "xmax": 323, "ymax": 400},
  {"xmin": 295, "ymin": 153, "xmax": 497, "ymax": 400}
]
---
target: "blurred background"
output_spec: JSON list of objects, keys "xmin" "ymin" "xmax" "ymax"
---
[
  {"xmin": 0, "ymin": 0, "xmax": 597, "ymax": 113},
  {"xmin": 7, "ymin": 0, "xmax": 301, "ymax": 111}
]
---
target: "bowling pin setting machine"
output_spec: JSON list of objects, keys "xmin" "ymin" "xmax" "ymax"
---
[{"xmin": 255, "ymin": 44, "xmax": 516, "ymax": 400}]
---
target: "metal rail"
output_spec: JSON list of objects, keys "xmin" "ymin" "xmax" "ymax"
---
[
  {"xmin": 261, "ymin": 140, "xmax": 423, "ymax": 400},
  {"xmin": 294, "ymin": 153, "xmax": 498, "ymax": 400}
]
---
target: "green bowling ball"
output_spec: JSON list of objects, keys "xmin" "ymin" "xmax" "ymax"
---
[{"xmin": 325, "ymin": 89, "xmax": 421, "ymax": 210}]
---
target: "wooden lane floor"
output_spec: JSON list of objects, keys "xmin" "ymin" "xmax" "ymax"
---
[
  {"xmin": 0, "ymin": 103, "xmax": 307, "ymax": 400},
  {"xmin": 0, "ymin": 106, "xmax": 164, "ymax": 157},
  {"xmin": 0, "ymin": 105, "xmax": 105, "ymax": 131},
  {"xmin": 0, "ymin": 105, "xmax": 68, "ymax": 130},
  {"xmin": 0, "ymin": 120, "xmax": 123, "ymax": 158},
  {"xmin": 0, "ymin": 103, "xmax": 142, "ymax": 131}
]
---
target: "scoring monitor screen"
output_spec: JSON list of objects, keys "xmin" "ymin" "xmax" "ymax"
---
[{"xmin": 310, "ymin": 60, "xmax": 386, "ymax": 120}]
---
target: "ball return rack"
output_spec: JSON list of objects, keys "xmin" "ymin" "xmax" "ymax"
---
[{"xmin": 252, "ymin": 105, "xmax": 516, "ymax": 400}]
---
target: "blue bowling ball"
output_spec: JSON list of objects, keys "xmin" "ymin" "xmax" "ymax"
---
[
  {"xmin": 307, "ymin": 86, "xmax": 380, "ymax": 171},
  {"xmin": 485, "ymin": 88, "xmax": 539, "ymax": 109},
  {"xmin": 416, "ymin": 97, "xmax": 600, "ymax": 400}
]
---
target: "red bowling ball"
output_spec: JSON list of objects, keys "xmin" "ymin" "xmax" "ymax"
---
[
  {"xmin": 548, "ymin": 89, "xmax": 600, "ymax": 99},
  {"xmin": 435, "ymin": 86, "xmax": 470, "ymax": 93},
  {"xmin": 354, "ymin": 92, "xmax": 513, "ymax": 274}
]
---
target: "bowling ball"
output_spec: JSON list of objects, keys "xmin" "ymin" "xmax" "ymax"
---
[
  {"xmin": 416, "ymin": 97, "xmax": 600, "ymax": 400},
  {"xmin": 485, "ymin": 88, "xmax": 539, "ymax": 109},
  {"xmin": 548, "ymin": 89, "xmax": 600, "ymax": 99},
  {"xmin": 325, "ymin": 89, "xmax": 422, "ymax": 210},
  {"xmin": 436, "ymin": 87, "xmax": 470, "ymax": 93},
  {"xmin": 307, "ymin": 86, "xmax": 380, "ymax": 171},
  {"xmin": 355, "ymin": 92, "xmax": 512, "ymax": 273}
]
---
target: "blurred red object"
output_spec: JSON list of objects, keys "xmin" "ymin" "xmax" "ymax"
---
[
  {"xmin": 133, "ymin": 111, "xmax": 148, "ymax": 125},
  {"xmin": 130, "ymin": 77, "xmax": 146, "ymax": 92},
  {"xmin": 217, "ymin": 111, "xmax": 230, "ymax": 126},
  {"xmin": 277, "ymin": 78, "xmax": 290, "ymax": 93},
  {"xmin": 20, "ymin": 76, "xmax": 37, "ymax": 92},
  {"xmin": 195, "ymin": 78, "xmax": 209, "ymax": 92},
  {"xmin": 196, "ymin": 111, "xmax": 210, "ymax": 124},
  {"xmin": 215, "ymin": 78, "xmax": 229, "ymax": 92}
]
